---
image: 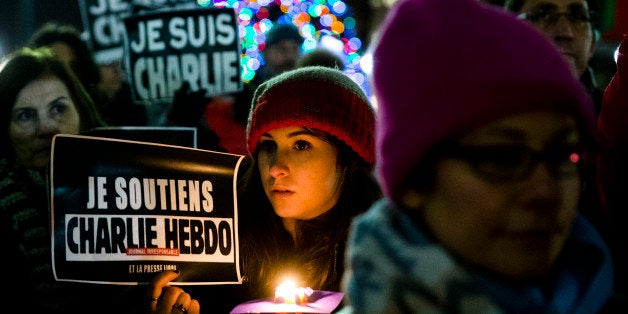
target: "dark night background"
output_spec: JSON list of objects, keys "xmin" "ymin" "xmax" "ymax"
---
[
  {"xmin": 0, "ymin": 0, "xmax": 624, "ymax": 87},
  {"xmin": 0, "ymin": 0, "xmax": 83, "ymax": 56}
]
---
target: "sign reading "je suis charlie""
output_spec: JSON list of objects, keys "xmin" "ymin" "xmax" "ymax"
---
[
  {"xmin": 77, "ymin": 0, "xmax": 207, "ymax": 64},
  {"xmin": 50, "ymin": 134, "xmax": 246, "ymax": 285},
  {"xmin": 123, "ymin": 7, "xmax": 242, "ymax": 104}
]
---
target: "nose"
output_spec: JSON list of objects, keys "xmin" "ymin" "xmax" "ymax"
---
[
  {"xmin": 550, "ymin": 14, "xmax": 575, "ymax": 38},
  {"xmin": 520, "ymin": 161, "xmax": 570, "ymax": 212},
  {"xmin": 525, "ymin": 161, "xmax": 562, "ymax": 196},
  {"xmin": 36, "ymin": 115, "xmax": 61, "ymax": 136},
  {"xmin": 268, "ymin": 149, "xmax": 289, "ymax": 178}
]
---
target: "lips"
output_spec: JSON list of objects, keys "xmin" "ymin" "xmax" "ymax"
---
[
  {"xmin": 555, "ymin": 46, "xmax": 575, "ymax": 59},
  {"xmin": 269, "ymin": 185, "xmax": 294, "ymax": 198},
  {"xmin": 561, "ymin": 51, "xmax": 576, "ymax": 60},
  {"xmin": 272, "ymin": 190, "xmax": 294, "ymax": 198}
]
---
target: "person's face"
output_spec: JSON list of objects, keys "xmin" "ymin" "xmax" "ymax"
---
[
  {"xmin": 264, "ymin": 40, "xmax": 301, "ymax": 75},
  {"xmin": 420, "ymin": 110, "xmax": 581, "ymax": 280},
  {"xmin": 99, "ymin": 60, "xmax": 124, "ymax": 97},
  {"xmin": 9, "ymin": 75, "xmax": 81, "ymax": 170},
  {"xmin": 257, "ymin": 126, "xmax": 341, "ymax": 223},
  {"xmin": 49, "ymin": 42, "xmax": 79, "ymax": 74},
  {"xmin": 519, "ymin": 0, "xmax": 596, "ymax": 77}
]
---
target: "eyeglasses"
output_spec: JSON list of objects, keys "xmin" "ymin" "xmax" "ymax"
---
[
  {"xmin": 441, "ymin": 144, "xmax": 583, "ymax": 183},
  {"xmin": 518, "ymin": 6, "xmax": 595, "ymax": 30}
]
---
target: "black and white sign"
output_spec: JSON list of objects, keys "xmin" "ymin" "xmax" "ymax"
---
[
  {"xmin": 123, "ymin": 7, "xmax": 242, "ymax": 104},
  {"xmin": 78, "ymin": 0, "xmax": 201, "ymax": 64},
  {"xmin": 79, "ymin": 0, "xmax": 132, "ymax": 64},
  {"xmin": 50, "ymin": 134, "xmax": 246, "ymax": 284}
]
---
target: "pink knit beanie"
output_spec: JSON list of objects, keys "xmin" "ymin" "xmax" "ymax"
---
[
  {"xmin": 374, "ymin": 0, "xmax": 595, "ymax": 202},
  {"xmin": 247, "ymin": 66, "xmax": 375, "ymax": 165}
]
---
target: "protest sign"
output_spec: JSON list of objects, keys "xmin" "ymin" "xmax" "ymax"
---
[
  {"xmin": 78, "ymin": 0, "xmax": 131, "ymax": 64},
  {"xmin": 78, "ymin": 0, "xmax": 200, "ymax": 64},
  {"xmin": 123, "ymin": 7, "xmax": 241, "ymax": 104},
  {"xmin": 50, "ymin": 134, "xmax": 246, "ymax": 285}
]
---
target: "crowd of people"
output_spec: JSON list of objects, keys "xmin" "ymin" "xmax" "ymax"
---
[{"xmin": 0, "ymin": 0, "xmax": 626, "ymax": 313}]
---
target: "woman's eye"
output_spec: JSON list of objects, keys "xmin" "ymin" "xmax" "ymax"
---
[
  {"xmin": 52, "ymin": 105, "xmax": 65, "ymax": 115},
  {"xmin": 293, "ymin": 140, "xmax": 311, "ymax": 151},
  {"xmin": 14, "ymin": 109, "xmax": 36, "ymax": 122},
  {"xmin": 51, "ymin": 101, "xmax": 70, "ymax": 115}
]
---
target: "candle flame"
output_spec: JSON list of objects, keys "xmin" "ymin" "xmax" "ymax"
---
[{"xmin": 274, "ymin": 279, "xmax": 313, "ymax": 304}]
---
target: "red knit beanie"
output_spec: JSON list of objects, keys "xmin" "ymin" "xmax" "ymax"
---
[
  {"xmin": 247, "ymin": 66, "xmax": 375, "ymax": 165},
  {"xmin": 373, "ymin": 0, "xmax": 595, "ymax": 202}
]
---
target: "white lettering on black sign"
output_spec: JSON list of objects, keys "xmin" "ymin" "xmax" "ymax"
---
[
  {"xmin": 123, "ymin": 8, "xmax": 242, "ymax": 103},
  {"xmin": 78, "ymin": 0, "xmax": 131, "ymax": 62}
]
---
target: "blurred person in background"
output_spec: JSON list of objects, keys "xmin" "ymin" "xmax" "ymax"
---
[
  {"xmin": 28, "ymin": 21, "xmax": 147, "ymax": 126},
  {"xmin": 505, "ymin": 0, "xmax": 602, "ymax": 114},
  {"xmin": 202, "ymin": 23, "xmax": 305, "ymax": 155},
  {"xmin": 296, "ymin": 47, "xmax": 346, "ymax": 70},
  {"xmin": 231, "ymin": 23, "xmax": 304, "ymax": 127}
]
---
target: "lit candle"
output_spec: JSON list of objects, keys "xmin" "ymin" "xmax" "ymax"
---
[{"xmin": 274, "ymin": 279, "xmax": 313, "ymax": 304}]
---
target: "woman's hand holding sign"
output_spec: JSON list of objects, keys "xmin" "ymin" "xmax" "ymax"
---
[{"xmin": 149, "ymin": 270, "xmax": 200, "ymax": 314}]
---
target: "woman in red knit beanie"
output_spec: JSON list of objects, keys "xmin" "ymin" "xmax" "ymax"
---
[{"xmin": 146, "ymin": 66, "xmax": 380, "ymax": 314}]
